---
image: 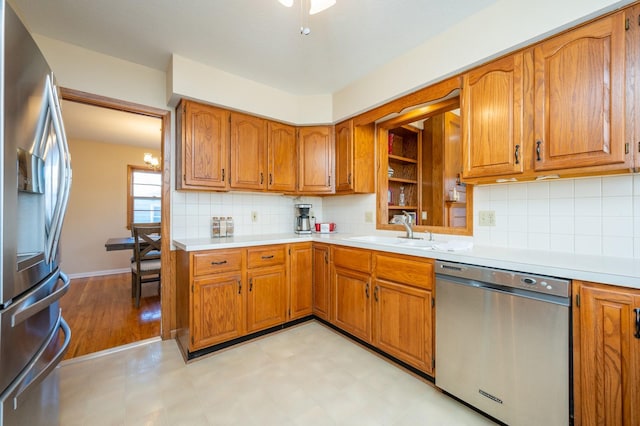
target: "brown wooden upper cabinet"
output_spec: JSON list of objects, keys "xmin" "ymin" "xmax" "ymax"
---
[
  {"xmin": 626, "ymin": 3, "xmax": 640, "ymax": 172},
  {"xmin": 462, "ymin": 52, "xmax": 525, "ymax": 179},
  {"xmin": 335, "ymin": 120, "xmax": 375, "ymax": 194},
  {"xmin": 297, "ymin": 126, "xmax": 334, "ymax": 193},
  {"xmin": 532, "ymin": 11, "xmax": 628, "ymax": 173},
  {"xmin": 177, "ymin": 100, "xmax": 230, "ymax": 190},
  {"xmin": 267, "ymin": 122, "xmax": 297, "ymax": 192},
  {"xmin": 230, "ymin": 112, "xmax": 266, "ymax": 190},
  {"xmin": 461, "ymin": 10, "xmax": 633, "ymax": 182}
]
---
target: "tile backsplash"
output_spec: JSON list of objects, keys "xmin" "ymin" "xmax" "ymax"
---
[
  {"xmin": 172, "ymin": 191, "xmax": 323, "ymax": 240},
  {"xmin": 473, "ymin": 174, "xmax": 640, "ymax": 258},
  {"xmin": 171, "ymin": 174, "xmax": 640, "ymax": 259}
]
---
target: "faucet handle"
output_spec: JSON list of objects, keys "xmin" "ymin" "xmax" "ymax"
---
[{"xmin": 402, "ymin": 210, "xmax": 412, "ymax": 225}]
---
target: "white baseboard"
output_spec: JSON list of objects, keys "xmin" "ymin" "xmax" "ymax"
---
[{"xmin": 67, "ymin": 268, "xmax": 129, "ymax": 280}]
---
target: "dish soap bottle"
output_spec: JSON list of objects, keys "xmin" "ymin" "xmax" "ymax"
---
[{"xmin": 398, "ymin": 186, "xmax": 406, "ymax": 206}]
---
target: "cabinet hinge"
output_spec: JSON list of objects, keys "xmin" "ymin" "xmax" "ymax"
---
[
  {"xmin": 626, "ymin": 17, "xmax": 630, "ymax": 30},
  {"xmin": 575, "ymin": 294, "xmax": 580, "ymax": 307},
  {"xmin": 625, "ymin": 142, "xmax": 630, "ymax": 155}
]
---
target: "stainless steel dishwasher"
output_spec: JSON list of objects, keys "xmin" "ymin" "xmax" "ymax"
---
[{"xmin": 435, "ymin": 260, "xmax": 571, "ymax": 426}]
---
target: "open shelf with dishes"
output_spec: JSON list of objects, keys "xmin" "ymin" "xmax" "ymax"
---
[{"xmin": 386, "ymin": 125, "xmax": 421, "ymax": 224}]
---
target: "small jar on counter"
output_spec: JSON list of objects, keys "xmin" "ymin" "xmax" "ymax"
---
[
  {"xmin": 211, "ymin": 216, "xmax": 220, "ymax": 238},
  {"xmin": 226, "ymin": 216, "xmax": 234, "ymax": 237}
]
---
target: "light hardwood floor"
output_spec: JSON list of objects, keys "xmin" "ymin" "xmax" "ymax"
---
[{"xmin": 60, "ymin": 272, "xmax": 161, "ymax": 360}]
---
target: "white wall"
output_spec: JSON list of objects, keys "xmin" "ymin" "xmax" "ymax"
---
[
  {"xmin": 332, "ymin": 0, "xmax": 633, "ymax": 120},
  {"xmin": 168, "ymin": 54, "xmax": 333, "ymax": 125}
]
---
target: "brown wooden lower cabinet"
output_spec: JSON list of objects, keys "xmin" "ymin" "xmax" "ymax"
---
[
  {"xmin": 246, "ymin": 265, "xmax": 286, "ymax": 333},
  {"xmin": 289, "ymin": 243, "xmax": 313, "ymax": 320},
  {"xmin": 373, "ymin": 279, "xmax": 432, "ymax": 374},
  {"xmin": 333, "ymin": 266, "xmax": 372, "ymax": 342},
  {"xmin": 312, "ymin": 244, "xmax": 330, "ymax": 320},
  {"xmin": 573, "ymin": 280, "xmax": 640, "ymax": 426},
  {"xmin": 191, "ymin": 272, "xmax": 243, "ymax": 350},
  {"xmin": 328, "ymin": 247, "xmax": 435, "ymax": 375},
  {"xmin": 176, "ymin": 243, "xmax": 310, "ymax": 357}
]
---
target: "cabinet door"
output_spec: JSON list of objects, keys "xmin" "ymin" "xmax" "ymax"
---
[
  {"xmin": 574, "ymin": 282, "xmax": 640, "ymax": 426},
  {"xmin": 335, "ymin": 120, "xmax": 353, "ymax": 193},
  {"xmin": 373, "ymin": 279, "xmax": 432, "ymax": 374},
  {"xmin": 180, "ymin": 101, "xmax": 229, "ymax": 189},
  {"xmin": 289, "ymin": 243, "xmax": 313, "ymax": 320},
  {"xmin": 246, "ymin": 265, "xmax": 287, "ymax": 333},
  {"xmin": 462, "ymin": 53, "xmax": 525, "ymax": 179},
  {"xmin": 627, "ymin": 4, "xmax": 640, "ymax": 171},
  {"xmin": 230, "ymin": 112, "xmax": 266, "ymax": 190},
  {"xmin": 298, "ymin": 126, "xmax": 334, "ymax": 193},
  {"xmin": 312, "ymin": 244, "xmax": 330, "ymax": 321},
  {"xmin": 533, "ymin": 12, "xmax": 627, "ymax": 171},
  {"xmin": 191, "ymin": 272, "xmax": 243, "ymax": 350},
  {"xmin": 268, "ymin": 122, "xmax": 297, "ymax": 192},
  {"xmin": 333, "ymin": 267, "xmax": 371, "ymax": 342}
]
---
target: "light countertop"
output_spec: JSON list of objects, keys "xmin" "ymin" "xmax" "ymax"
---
[{"xmin": 173, "ymin": 233, "xmax": 640, "ymax": 289}]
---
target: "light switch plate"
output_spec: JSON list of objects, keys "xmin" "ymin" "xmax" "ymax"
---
[{"xmin": 478, "ymin": 210, "xmax": 496, "ymax": 226}]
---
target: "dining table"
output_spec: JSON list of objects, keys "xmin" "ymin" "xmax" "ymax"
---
[{"xmin": 104, "ymin": 237, "xmax": 136, "ymax": 251}]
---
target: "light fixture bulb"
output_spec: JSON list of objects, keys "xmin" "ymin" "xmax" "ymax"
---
[
  {"xmin": 309, "ymin": 0, "xmax": 335, "ymax": 15},
  {"xmin": 278, "ymin": 0, "xmax": 294, "ymax": 7},
  {"xmin": 300, "ymin": 26, "xmax": 311, "ymax": 35}
]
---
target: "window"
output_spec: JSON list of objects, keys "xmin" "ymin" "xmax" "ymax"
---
[{"xmin": 127, "ymin": 165, "xmax": 161, "ymax": 228}]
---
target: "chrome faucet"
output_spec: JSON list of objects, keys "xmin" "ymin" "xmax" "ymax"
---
[{"xmin": 401, "ymin": 211, "xmax": 414, "ymax": 239}]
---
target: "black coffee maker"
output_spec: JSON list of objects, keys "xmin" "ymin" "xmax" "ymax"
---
[{"xmin": 294, "ymin": 203, "xmax": 312, "ymax": 234}]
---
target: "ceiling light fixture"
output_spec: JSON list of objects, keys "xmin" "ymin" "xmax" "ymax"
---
[
  {"xmin": 144, "ymin": 153, "xmax": 160, "ymax": 170},
  {"xmin": 278, "ymin": 0, "xmax": 336, "ymax": 35}
]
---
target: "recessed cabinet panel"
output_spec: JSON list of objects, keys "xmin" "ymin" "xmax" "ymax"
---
[
  {"xmin": 533, "ymin": 12, "xmax": 626, "ymax": 171},
  {"xmin": 335, "ymin": 120, "xmax": 353, "ymax": 192},
  {"xmin": 246, "ymin": 266, "xmax": 287, "ymax": 333},
  {"xmin": 268, "ymin": 122, "xmax": 297, "ymax": 192},
  {"xmin": 574, "ymin": 281, "xmax": 640, "ymax": 426},
  {"xmin": 462, "ymin": 53, "xmax": 524, "ymax": 178},
  {"xmin": 230, "ymin": 113, "xmax": 266, "ymax": 190},
  {"xmin": 191, "ymin": 272, "xmax": 243, "ymax": 350},
  {"xmin": 178, "ymin": 101, "xmax": 229, "ymax": 190},
  {"xmin": 298, "ymin": 126, "xmax": 334, "ymax": 193}
]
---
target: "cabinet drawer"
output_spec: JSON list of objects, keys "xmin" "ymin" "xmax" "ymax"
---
[
  {"xmin": 247, "ymin": 245, "xmax": 286, "ymax": 268},
  {"xmin": 333, "ymin": 246, "xmax": 372, "ymax": 273},
  {"xmin": 374, "ymin": 253, "xmax": 433, "ymax": 290},
  {"xmin": 193, "ymin": 249, "xmax": 243, "ymax": 276}
]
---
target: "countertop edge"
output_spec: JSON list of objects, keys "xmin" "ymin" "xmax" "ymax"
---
[{"xmin": 173, "ymin": 234, "xmax": 640, "ymax": 290}]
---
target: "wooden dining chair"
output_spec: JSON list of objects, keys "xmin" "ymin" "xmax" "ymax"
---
[{"xmin": 131, "ymin": 224, "xmax": 161, "ymax": 308}]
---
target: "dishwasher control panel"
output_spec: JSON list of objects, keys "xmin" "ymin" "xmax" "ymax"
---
[{"xmin": 435, "ymin": 261, "xmax": 571, "ymax": 298}]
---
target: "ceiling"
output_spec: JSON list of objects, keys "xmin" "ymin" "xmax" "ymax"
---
[
  {"xmin": 11, "ymin": 0, "xmax": 497, "ymax": 96},
  {"xmin": 61, "ymin": 100, "xmax": 162, "ymax": 149}
]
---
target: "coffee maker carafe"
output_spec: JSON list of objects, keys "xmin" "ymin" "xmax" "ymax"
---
[{"xmin": 294, "ymin": 203, "xmax": 312, "ymax": 234}]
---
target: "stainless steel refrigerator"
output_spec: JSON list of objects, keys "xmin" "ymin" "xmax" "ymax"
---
[{"xmin": 0, "ymin": 1, "xmax": 72, "ymax": 424}]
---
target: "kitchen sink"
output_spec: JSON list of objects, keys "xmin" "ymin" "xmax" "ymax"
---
[{"xmin": 346, "ymin": 235, "xmax": 436, "ymax": 249}]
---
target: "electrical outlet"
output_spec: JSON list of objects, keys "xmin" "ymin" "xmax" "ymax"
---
[
  {"xmin": 364, "ymin": 211, "xmax": 373, "ymax": 223},
  {"xmin": 478, "ymin": 210, "xmax": 496, "ymax": 226},
  {"xmin": 421, "ymin": 211, "xmax": 427, "ymax": 221},
  {"xmin": 251, "ymin": 211, "xmax": 258, "ymax": 223}
]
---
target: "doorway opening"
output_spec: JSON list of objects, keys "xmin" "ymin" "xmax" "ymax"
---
[{"xmin": 58, "ymin": 89, "xmax": 171, "ymax": 359}]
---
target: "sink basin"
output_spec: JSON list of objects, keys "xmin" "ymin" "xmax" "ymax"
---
[{"xmin": 346, "ymin": 235, "xmax": 436, "ymax": 249}]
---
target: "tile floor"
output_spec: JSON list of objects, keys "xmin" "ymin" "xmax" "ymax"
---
[{"xmin": 58, "ymin": 322, "xmax": 496, "ymax": 425}]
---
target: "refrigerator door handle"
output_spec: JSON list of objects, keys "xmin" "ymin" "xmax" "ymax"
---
[
  {"xmin": 42, "ymin": 74, "xmax": 72, "ymax": 265},
  {"xmin": 5, "ymin": 313, "xmax": 70, "ymax": 411},
  {"xmin": 11, "ymin": 270, "xmax": 70, "ymax": 327}
]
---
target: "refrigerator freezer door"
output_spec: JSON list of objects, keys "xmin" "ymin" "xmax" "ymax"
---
[
  {"xmin": 0, "ymin": 314, "xmax": 70, "ymax": 425},
  {"xmin": 0, "ymin": 270, "xmax": 69, "ymax": 392}
]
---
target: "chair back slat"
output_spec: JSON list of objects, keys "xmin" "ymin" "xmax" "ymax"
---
[{"xmin": 132, "ymin": 224, "xmax": 162, "ymax": 265}]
